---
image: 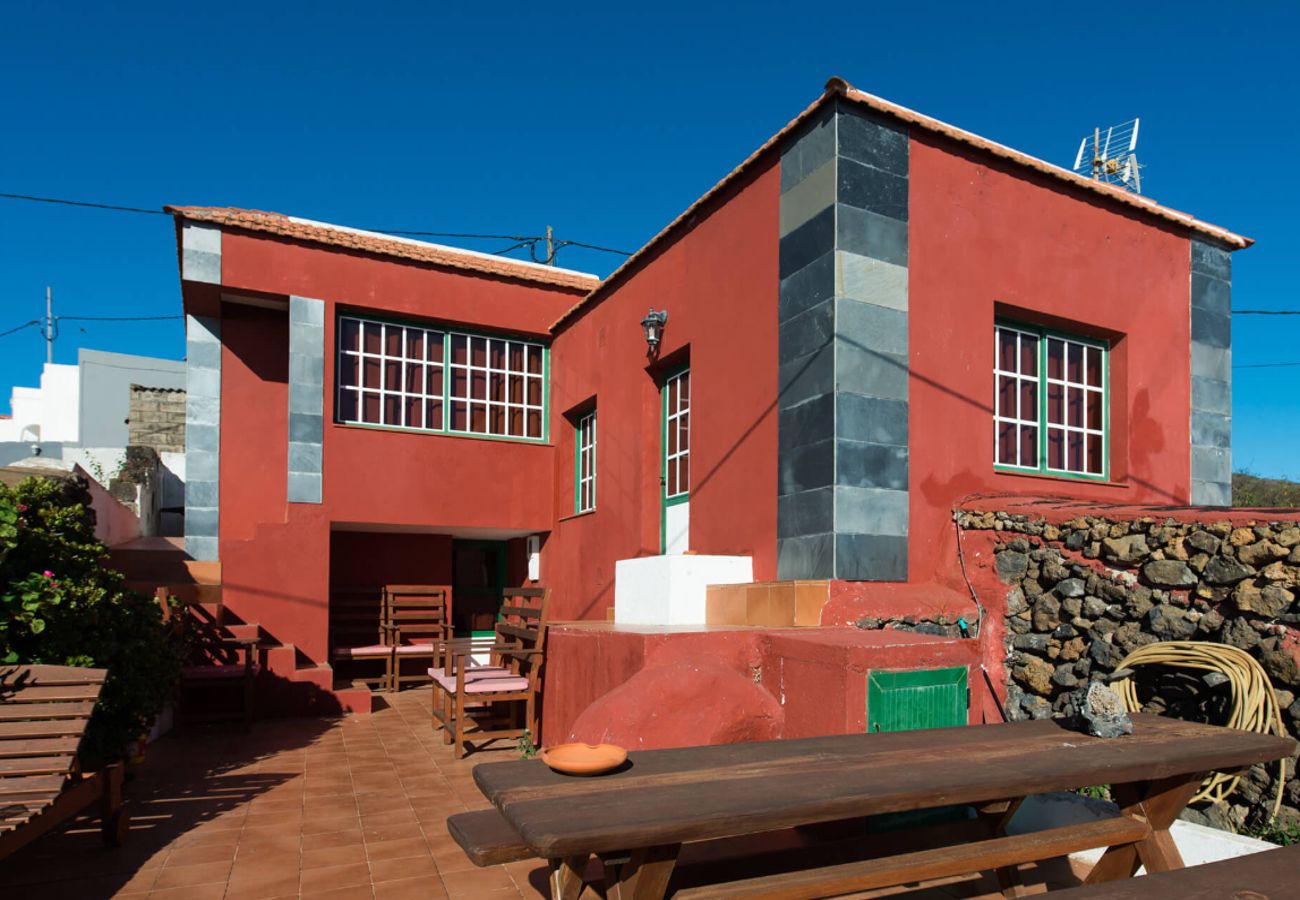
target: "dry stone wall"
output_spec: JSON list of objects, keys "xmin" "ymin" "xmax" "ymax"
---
[{"xmin": 959, "ymin": 509, "xmax": 1300, "ymax": 832}]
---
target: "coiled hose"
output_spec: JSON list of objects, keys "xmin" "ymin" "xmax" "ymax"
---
[{"xmin": 1111, "ymin": 640, "xmax": 1287, "ymax": 819}]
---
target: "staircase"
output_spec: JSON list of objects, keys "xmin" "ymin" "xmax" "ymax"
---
[{"xmin": 109, "ymin": 537, "xmax": 373, "ymax": 714}]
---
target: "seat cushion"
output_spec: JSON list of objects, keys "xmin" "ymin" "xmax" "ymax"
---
[
  {"xmin": 429, "ymin": 668, "xmax": 529, "ymax": 694},
  {"xmin": 395, "ymin": 643, "xmax": 435, "ymax": 654},
  {"xmin": 333, "ymin": 643, "xmax": 390, "ymax": 659}
]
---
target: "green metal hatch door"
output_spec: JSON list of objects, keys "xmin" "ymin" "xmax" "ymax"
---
[{"xmin": 867, "ymin": 667, "xmax": 968, "ymax": 733}]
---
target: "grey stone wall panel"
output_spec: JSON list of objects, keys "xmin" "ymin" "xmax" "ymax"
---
[
  {"xmin": 1191, "ymin": 410, "xmax": 1231, "ymax": 448},
  {"xmin": 837, "ymin": 296, "xmax": 908, "ymax": 355},
  {"xmin": 837, "ymin": 206, "xmax": 908, "ymax": 268},
  {"xmin": 778, "ymin": 251, "xmax": 835, "ymax": 323},
  {"xmin": 1191, "ymin": 308, "xmax": 1231, "ymax": 349},
  {"xmin": 835, "ymin": 485, "xmax": 909, "ymax": 537},
  {"xmin": 779, "ymin": 207, "xmax": 835, "ymax": 280},
  {"xmin": 1191, "ymin": 241, "xmax": 1232, "ymax": 281},
  {"xmin": 837, "ymin": 158, "xmax": 908, "ymax": 222},
  {"xmin": 778, "ymin": 343, "xmax": 835, "ymax": 409},
  {"xmin": 837, "ymin": 439, "xmax": 909, "ymax": 491},
  {"xmin": 778, "ymin": 159, "xmax": 836, "ymax": 237},
  {"xmin": 779, "ymin": 439, "xmax": 835, "ymax": 496},
  {"xmin": 834, "ymin": 533, "xmax": 907, "ymax": 581},
  {"xmin": 778, "ymin": 393, "xmax": 835, "ymax": 452},
  {"xmin": 1191, "ymin": 272, "xmax": 1231, "ymax": 316},
  {"xmin": 776, "ymin": 533, "xmax": 834, "ymax": 580},
  {"xmin": 835, "ymin": 342, "xmax": 909, "ymax": 401},
  {"xmin": 835, "ymin": 106, "xmax": 908, "ymax": 177},
  {"xmin": 779, "ymin": 109, "xmax": 836, "ymax": 193},
  {"xmin": 1191, "ymin": 375, "xmax": 1232, "ymax": 416},
  {"xmin": 778, "ymin": 300, "xmax": 835, "ymax": 361},
  {"xmin": 777, "ymin": 488, "xmax": 834, "ymax": 539},
  {"xmin": 837, "ymin": 393, "xmax": 908, "ymax": 448}
]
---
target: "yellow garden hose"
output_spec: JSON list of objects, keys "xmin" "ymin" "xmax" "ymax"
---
[{"xmin": 1111, "ymin": 641, "xmax": 1287, "ymax": 819}]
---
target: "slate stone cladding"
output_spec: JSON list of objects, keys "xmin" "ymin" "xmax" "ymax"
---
[
  {"xmin": 777, "ymin": 100, "xmax": 909, "ymax": 581},
  {"xmin": 184, "ymin": 315, "xmax": 221, "ymax": 561},
  {"xmin": 1190, "ymin": 240, "xmax": 1233, "ymax": 506},
  {"xmin": 287, "ymin": 296, "xmax": 325, "ymax": 504}
]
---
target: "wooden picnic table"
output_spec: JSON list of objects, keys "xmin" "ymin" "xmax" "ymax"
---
[{"xmin": 472, "ymin": 714, "xmax": 1296, "ymax": 900}]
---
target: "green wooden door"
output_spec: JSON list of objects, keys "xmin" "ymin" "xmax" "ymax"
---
[{"xmin": 867, "ymin": 667, "xmax": 968, "ymax": 733}]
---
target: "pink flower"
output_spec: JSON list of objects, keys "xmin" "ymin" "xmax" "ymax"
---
[
  {"xmin": 43, "ymin": 570, "xmax": 54, "ymax": 579},
  {"xmin": 17, "ymin": 504, "xmax": 27, "ymax": 512}
]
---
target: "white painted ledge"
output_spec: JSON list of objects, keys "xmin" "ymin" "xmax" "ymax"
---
[{"xmin": 614, "ymin": 555, "xmax": 753, "ymax": 626}]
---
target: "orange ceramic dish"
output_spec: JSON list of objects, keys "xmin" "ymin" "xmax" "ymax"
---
[{"xmin": 540, "ymin": 743, "xmax": 628, "ymax": 776}]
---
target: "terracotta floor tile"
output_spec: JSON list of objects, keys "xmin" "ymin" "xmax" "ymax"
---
[
  {"xmin": 312, "ymin": 884, "xmax": 378, "ymax": 900},
  {"xmin": 369, "ymin": 852, "xmax": 439, "ymax": 883},
  {"xmin": 374, "ymin": 874, "xmax": 449, "ymax": 899},
  {"xmin": 150, "ymin": 859, "xmax": 233, "ymax": 889},
  {"xmin": 366, "ymin": 835, "xmax": 433, "ymax": 861},
  {"xmin": 303, "ymin": 842, "xmax": 369, "ymax": 869},
  {"xmin": 162, "ymin": 842, "xmax": 238, "ymax": 868},
  {"xmin": 439, "ymin": 865, "xmax": 520, "ymax": 896},
  {"xmin": 224, "ymin": 868, "xmax": 301, "ymax": 898},
  {"xmin": 362, "ymin": 820, "xmax": 425, "ymax": 844},
  {"xmin": 302, "ymin": 827, "xmax": 366, "ymax": 851},
  {"xmin": 147, "ymin": 882, "xmax": 228, "ymax": 900},
  {"xmin": 305, "ymin": 812, "xmax": 365, "ymax": 834},
  {"xmin": 301, "ymin": 860, "xmax": 374, "ymax": 891}
]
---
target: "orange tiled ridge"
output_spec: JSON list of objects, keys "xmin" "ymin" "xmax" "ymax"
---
[{"xmin": 166, "ymin": 206, "xmax": 601, "ymax": 293}]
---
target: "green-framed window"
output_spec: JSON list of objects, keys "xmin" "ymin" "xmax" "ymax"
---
[
  {"xmin": 994, "ymin": 322, "xmax": 1108, "ymax": 480},
  {"xmin": 336, "ymin": 314, "xmax": 547, "ymax": 442},
  {"xmin": 663, "ymin": 368, "xmax": 690, "ymax": 500},
  {"xmin": 575, "ymin": 411, "xmax": 596, "ymax": 513}
]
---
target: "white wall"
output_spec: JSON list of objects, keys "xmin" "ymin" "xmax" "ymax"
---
[{"xmin": 0, "ymin": 363, "xmax": 80, "ymax": 443}]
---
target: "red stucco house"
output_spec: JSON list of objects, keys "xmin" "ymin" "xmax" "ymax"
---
[{"xmin": 167, "ymin": 78, "xmax": 1248, "ymax": 716}]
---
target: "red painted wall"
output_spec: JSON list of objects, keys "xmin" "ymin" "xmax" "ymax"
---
[
  {"xmin": 905, "ymin": 134, "xmax": 1193, "ymax": 587},
  {"xmin": 328, "ymin": 532, "xmax": 453, "ymax": 589},
  {"xmin": 210, "ymin": 233, "xmax": 587, "ymax": 663},
  {"xmin": 544, "ymin": 162, "xmax": 782, "ymax": 620}
]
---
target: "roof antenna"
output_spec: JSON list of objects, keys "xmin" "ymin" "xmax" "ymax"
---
[{"xmin": 1071, "ymin": 118, "xmax": 1143, "ymax": 194}]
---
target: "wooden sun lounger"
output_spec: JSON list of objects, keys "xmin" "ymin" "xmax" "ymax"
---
[{"xmin": 0, "ymin": 664, "xmax": 128, "ymax": 860}]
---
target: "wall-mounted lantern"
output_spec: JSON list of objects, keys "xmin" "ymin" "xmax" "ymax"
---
[{"xmin": 640, "ymin": 308, "xmax": 668, "ymax": 355}]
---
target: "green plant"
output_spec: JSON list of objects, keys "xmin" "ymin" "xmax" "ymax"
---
[
  {"xmin": 0, "ymin": 475, "xmax": 185, "ymax": 763},
  {"xmin": 1242, "ymin": 817, "xmax": 1300, "ymax": 846},
  {"xmin": 1077, "ymin": 785, "xmax": 1112, "ymax": 801},
  {"xmin": 517, "ymin": 729, "xmax": 538, "ymax": 759}
]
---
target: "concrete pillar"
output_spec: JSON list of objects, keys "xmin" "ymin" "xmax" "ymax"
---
[
  {"xmin": 1189, "ymin": 240, "xmax": 1232, "ymax": 506},
  {"xmin": 287, "ymin": 296, "xmax": 325, "ymax": 504}
]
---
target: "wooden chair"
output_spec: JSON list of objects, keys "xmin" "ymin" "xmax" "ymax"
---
[
  {"xmin": 0, "ymin": 664, "xmax": 129, "ymax": 860},
  {"xmin": 328, "ymin": 586, "xmax": 390, "ymax": 692},
  {"xmin": 158, "ymin": 588, "xmax": 259, "ymax": 731},
  {"xmin": 382, "ymin": 585, "xmax": 453, "ymax": 692},
  {"xmin": 430, "ymin": 587, "xmax": 550, "ymax": 758}
]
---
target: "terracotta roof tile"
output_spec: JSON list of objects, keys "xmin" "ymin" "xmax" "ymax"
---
[
  {"xmin": 551, "ymin": 78, "xmax": 1252, "ymax": 331},
  {"xmin": 165, "ymin": 206, "xmax": 600, "ymax": 293}
]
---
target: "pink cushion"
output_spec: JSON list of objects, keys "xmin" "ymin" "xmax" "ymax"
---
[
  {"xmin": 333, "ymin": 644, "xmax": 389, "ymax": 658},
  {"xmin": 427, "ymin": 665, "xmax": 506, "ymax": 680},
  {"xmin": 428, "ymin": 669, "xmax": 529, "ymax": 694},
  {"xmin": 395, "ymin": 643, "xmax": 435, "ymax": 654}
]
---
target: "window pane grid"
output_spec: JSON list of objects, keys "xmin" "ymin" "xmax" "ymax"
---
[
  {"xmin": 577, "ymin": 412, "xmax": 596, "ymax": 513},
  {"xmin": 337, "ymin": 315, "xmax": 544, "ymax": 442},
  {"xmin": 994, "ymin": 324, "xmax": 1106, "ymax": 479},
  {"xmin": 665, "ymin": 370, "xmax": 690, "ymax": 498}
]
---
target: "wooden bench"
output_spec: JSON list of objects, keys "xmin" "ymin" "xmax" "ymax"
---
[
  {"xmin": 329, "ymin": 586, "xmax": 390, "ymax": 691},
  {"xmin": 1050, "ymin": 841, "xmax": 1300, "ymax": 897},
  {"xmin": 0, "ymin": 664, "xmax": 128, "ymax": 860}
]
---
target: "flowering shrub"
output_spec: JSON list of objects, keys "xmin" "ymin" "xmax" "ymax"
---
[{"xmin": 0, "ymin": 476, "xmax": 184, "ymax": 762}]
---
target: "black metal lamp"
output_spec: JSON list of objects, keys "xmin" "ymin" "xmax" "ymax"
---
[{"xmin": 640, "ymin": 308, "xmax": 668, "ymax": 354}]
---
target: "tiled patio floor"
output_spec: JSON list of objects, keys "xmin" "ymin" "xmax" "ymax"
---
[{"xmin": 0, "ymin": 688, "xmax": 1087, "ymax": 899}]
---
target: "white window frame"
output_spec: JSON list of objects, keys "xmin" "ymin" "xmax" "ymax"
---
[
  {"xmin": 664, "ymin": 369, "xmax": 690, "ymax": 500},
  {"xmin": 994, "ymin": 322, "xmax": 1108, "ymax": 480},
  {"xmin": 336, "ymin": 314, "xmax": 547, "ymax": 443},
  {"xmin": 576, "ymin": 411, "xmax": 596, "ymax": 513}
]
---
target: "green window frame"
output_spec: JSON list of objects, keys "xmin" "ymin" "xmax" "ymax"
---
[
  {"xmin": 336, "ymin": 314, "xmax": 548, "ymax": 444},
  {"xmin": 994, "ymin": 321, "xmax": 1109, "ymax": 481},
  {"xmin": 575, "ymin": 410, "xmax": 596, "ymax": 514}
]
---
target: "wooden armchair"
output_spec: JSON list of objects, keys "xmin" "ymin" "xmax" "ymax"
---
[
  {"xmin": 0, "ymin": 665, "xmax": 128, "ymax": 860},
  {"xmin": 382, "ymin": 585, "xmax": 452, "ymax": 692},
  {"xmin": 429, "ymin": 587, "xmax": 550, "ymax": 758}
]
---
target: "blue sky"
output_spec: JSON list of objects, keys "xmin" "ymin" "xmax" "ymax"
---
[{"xmin": 1, "ymin": 2, "xmax": 1296, "ymax": 478}]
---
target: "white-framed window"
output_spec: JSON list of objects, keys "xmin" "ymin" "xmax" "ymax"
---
[
  {"xmin": 664, "ymin": 369, "xmax": 690, "ymax": 498},
  {"xmin": 336, "ymin": 314, "xmax": 546, "ymax": 442},
  {"xmin": 994, "ymin": 322, "xmax": 1107, "ymax": 479},
  {"xmin": 576, "ymin": 411, "xmax": 596, "ymax": 513}
]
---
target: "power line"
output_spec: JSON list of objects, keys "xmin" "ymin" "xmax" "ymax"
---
[
  {"xmin": 1234, "ymin": 310, "xmax": 1300, "ymax": 315},
  {"xmin": 1235, "ymin": 362, "xmax": 1300, "ymax": 369},
  {"xmin": 0, "ymin": 191, "xmax": 167, "ymax": 216},
  {"xmin": 0, "ymin": 320, "xmax": 39, "ymax": 339},
  {"xmin": 0, "ymin": 190, "xmax": 633, "ymax": 257},
  {"xmin": 55, "ymin": 314, "xmax": 183, "ymax": 323}
]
